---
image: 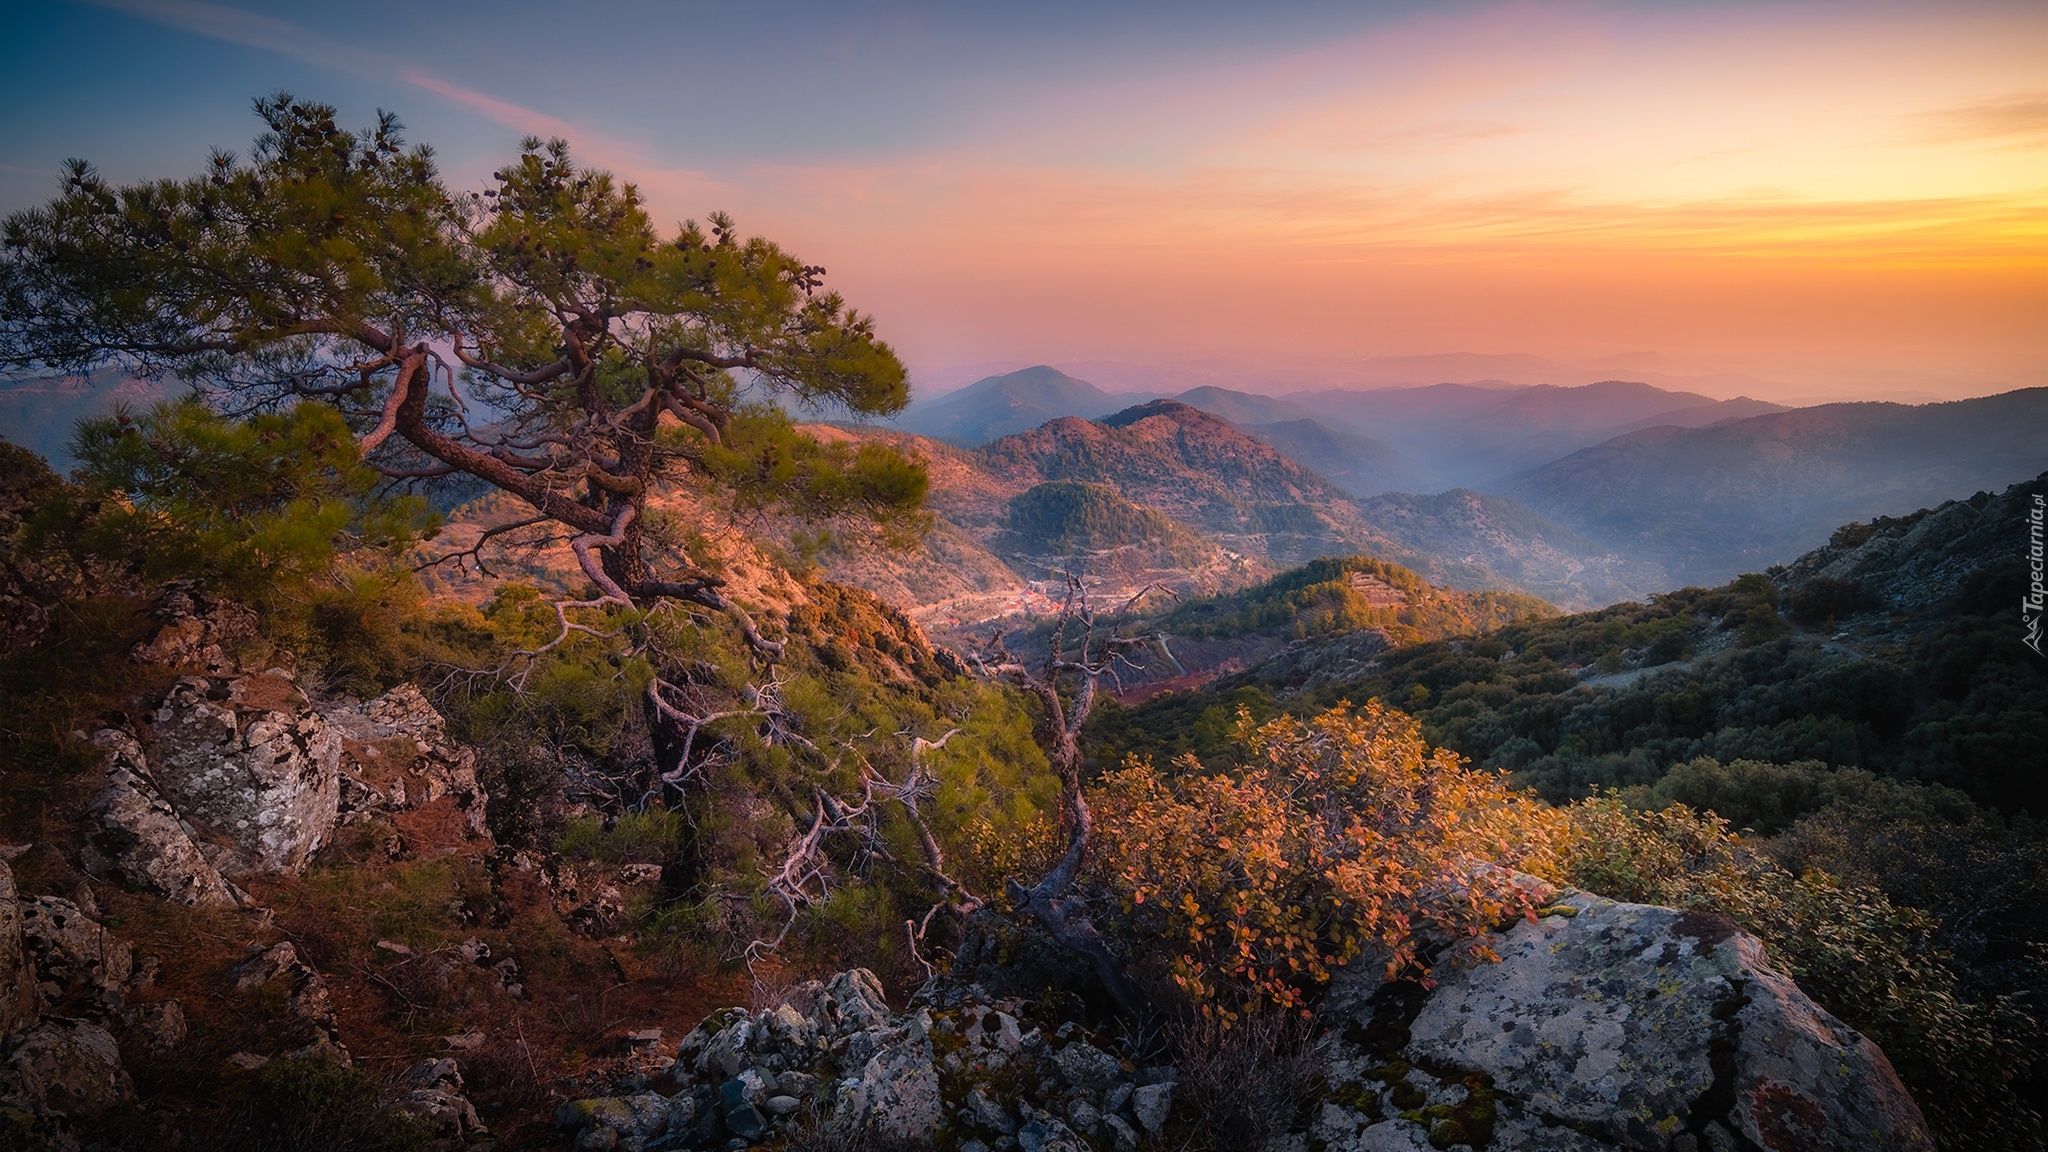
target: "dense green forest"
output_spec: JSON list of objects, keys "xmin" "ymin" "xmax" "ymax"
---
[
  {"xmin": 1153, "ymin": 554, "xmax": 1554, "ymax": 646},
  {"xmin": 1006, "ymin": 479, "xmax": 1207, "ymax": 562}
]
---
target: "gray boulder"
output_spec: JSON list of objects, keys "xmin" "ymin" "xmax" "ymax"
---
[
  {"xmin": 148, "ymin": 670, "xmax": 341, "ymax": 876},
  {"xmin": 1335, "ymin": 889, "xmax": 1934, "ymax": 1152},
  {"xmin": 823, "ymin": 967, "xmax": 893, "ymax": 1032},
  {"xmin": 1051, "ymin": 1039, "xmax": 1122, "ymax": 1092},
  {"xmin": 841, "ymin": 1029, "xmax": 942, "ymax": 1141},
  {"xmin": 1129, "ymin": 1080, "xmax": 1173, "ymax": 1134}
]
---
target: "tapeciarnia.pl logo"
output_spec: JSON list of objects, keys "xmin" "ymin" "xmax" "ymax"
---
[{"xmin": 2027, "ymin": 493, "xmax": 2045, "ymax": 656}]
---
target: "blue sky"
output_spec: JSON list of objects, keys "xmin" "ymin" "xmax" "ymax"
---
[{"xmin": 4, "ymin": 1, "xmax": 2043, "ymax": 399}]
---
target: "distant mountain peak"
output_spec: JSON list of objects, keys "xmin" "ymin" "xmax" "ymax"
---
[{"xmin": 1098, "ymin": 398, "xmax": 1205, "ymax": 427}]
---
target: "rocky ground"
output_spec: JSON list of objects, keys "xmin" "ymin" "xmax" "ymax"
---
[
  {"xmin": 0, "ymin": 586, "xmax": 1938, "ymax": 1151},
  {"xmin": 545, "ymin": 885, "xmax": 1931, "ymax": 1151}
]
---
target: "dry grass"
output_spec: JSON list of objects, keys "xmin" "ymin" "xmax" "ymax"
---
[{"xmin": 1160, "ymin": 1009, "xmax": 1326, "ymax": 1151}]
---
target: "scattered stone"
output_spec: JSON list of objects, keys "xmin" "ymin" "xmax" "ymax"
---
[
  {"xmin": 392, "ymin": 1057, "xmax": 486, "ymax": 1139},
  {"xmin": 230, "ymin": 942, "xmax": 348, "ymax": 1064},
  {"xmin": 1017, "ymin": 1112, "xmax": 1090, "ymax": 1152},
  {"xmin": 134, "ymin": 999, "xmax": 188, "ymax": 1055},
  {"xmin": 964, "ymin": 1084, "xmax": 1015, "ymax": 1134},
  {"xmin": 1129, "ymin": 1081, "xmax": 1173, "ymax": 1133}
]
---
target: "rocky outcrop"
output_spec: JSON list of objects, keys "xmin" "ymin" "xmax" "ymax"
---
[
  {"xmin": 81, "ymin": 729, "xmax": 243, "ymax": 908},
  {"xmin": 146, "ymin": 670, "xmax": 342, "ymax": 876},
  {"xmin": 230, "ymin": 941, "xmax": 348, "ymax": 1065},
  {"xmin": 129, "ymin": 582, "xmax": 259, "ymax": 674},
  {"xmin": 547, "ymin": 897, "xmax": 1931, "ymax": 1151},
  {"xmin": 326, "ymin": 684, "xmax": 490, "ymax": 843},
  {"xmin": 0, "ymin": 858, "xmax": 148, "ymax": 1139},
  {"xmin": 18, "ymin": 896, "xmax": 133, "ymax": 1015},
  {"xmin": 90, "ymin": 645, "xmax": 491, "ymax": 894},
  {"xmin": 1313, "ymin": 888, "xmax": 1934, "ymax": 1152},
  {"xmin": 552, "ymin": 968, "xmax": 1174, "ymax": 1152}
]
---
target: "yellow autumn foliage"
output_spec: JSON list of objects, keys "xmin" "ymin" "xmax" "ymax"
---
[{"xmin": 1089, "ymin": 701, "xmax": 1567, "ymax": 1019}]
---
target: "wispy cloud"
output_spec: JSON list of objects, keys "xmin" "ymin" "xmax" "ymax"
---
[
  {"xmin": 1906, "ymin": 90, "xmax": 2048, "ymax": 144},
  {"xmin": 84, "ymin": 0, "xmax": 387, "ymax": 72},
  {"xmin": 83, "ymin": 0, "xmax": 727, "ymax": 209},
  {"xmin": 400, "ymin": 70, "xmax": 581, "ymax": 142}
]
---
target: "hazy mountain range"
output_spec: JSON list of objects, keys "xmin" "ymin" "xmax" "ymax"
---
[
  {"xmin": 10, "ymin": 362, "xmax": 2044, "ymax": 619},
  {"xmin": 852, "ymin": 368, "xmax": 2048, "ymax": 620},
  {"xmin": 1514, "ymin": 388, "xmax": 2048, "ymax": 586},
  {"xmin": 892, "ymin": 365, "xmax": 1791, "ymax": 492},
  {"xmin": 811, "ymin": 399, "xmax": 1666, "ymax": 624}
]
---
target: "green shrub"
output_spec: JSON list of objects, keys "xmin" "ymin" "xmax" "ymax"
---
[
  {"xmin": 558, "ymin": 809, "xmax": 684, "ymax": 863},
  {"xmin": 211, "ymin": 1057, "xmax": 429, "ymax": 1152}
]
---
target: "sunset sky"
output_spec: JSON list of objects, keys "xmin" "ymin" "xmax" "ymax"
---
[{"xmin": 3, "ymin": 0, "xmax": 2043, "ymax": 401}]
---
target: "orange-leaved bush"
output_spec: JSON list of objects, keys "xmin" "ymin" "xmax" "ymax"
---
[{"xmin": 1089, "ymin": 701, "xmax": 1567, "ymax": 1019}]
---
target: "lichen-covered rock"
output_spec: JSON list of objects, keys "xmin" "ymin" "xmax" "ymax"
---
[
  {"xmin": 1051, "ymin": 1039, "xmax": 1122, "ymax": 1092},
  {"xmin": 81, "ymin": 729, "xmax": 242, "ymax": 907},
  {"xmin": 1367, "ymin": 890, "xmax": 1933, "ymax": 1152},
  {"xmin": 148, "ymin": 671, "xmax": 341, "ymax": 875},
  {"xmin": 0, "ymin": 1018, "xmax": 134, "ymax": 1120},
  {"xmin": 18, "ymin": 896, "xmax": 132, "ymax": 1013},
  {"xmin": 823, "ymin": 967, "xmax": 893, "ymax": 1032},
  {"xmin": 841, "ymin": 1029, "xmax": 941, "ymax": 1142},
  {"xmin": 1129, "ymin": 1081, "xmax": 1173, "ymax": 1134},
  {"xmin": 0, "ymin": 858, "xmax": 35, "ymax": 1035},
  {"xmin": 1729, "ymin": 939, "xmax": 1936, "ymax": 1152},
  {"xmin": 553, "ymin": 1093, "xmax": 679, "ymax": 1152}
]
